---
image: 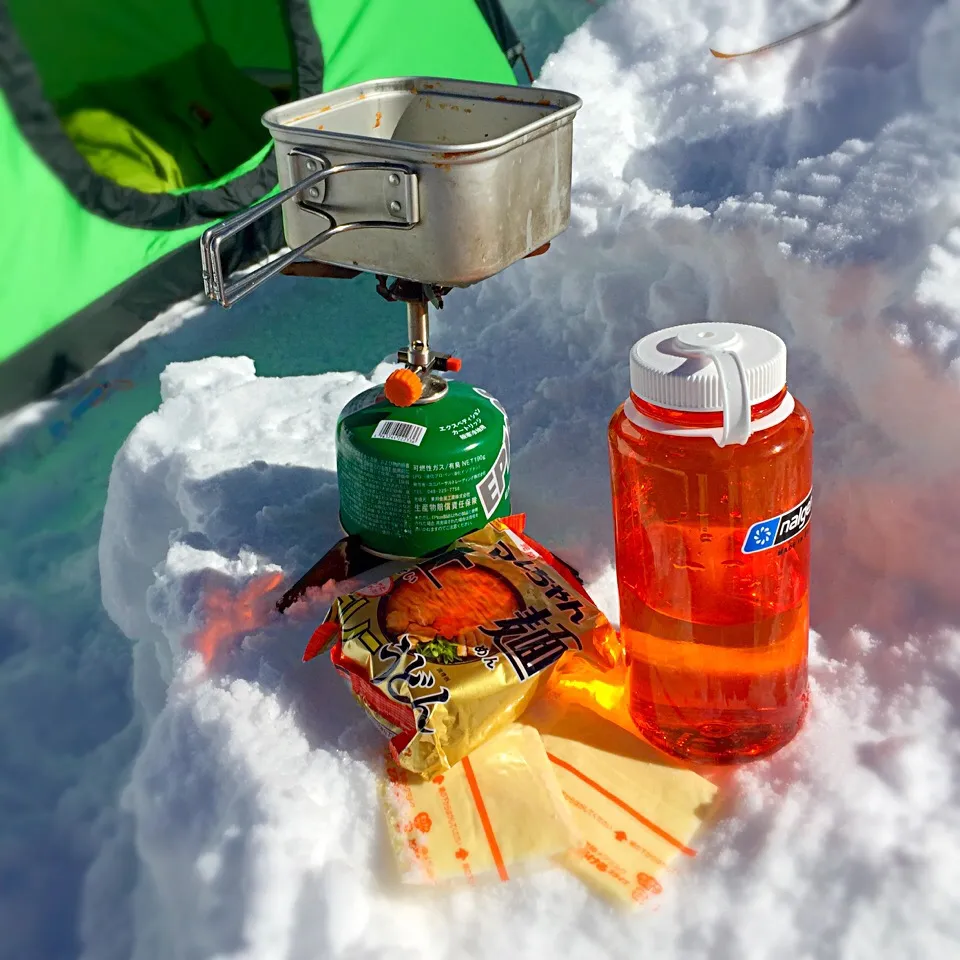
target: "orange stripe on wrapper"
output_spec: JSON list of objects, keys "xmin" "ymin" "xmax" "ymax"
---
[
  {"xmin": 329, "ymin": 641, "xmax": 418, "ymax": 753},
  {"xmin": 303, "ymin": 621, "xmax": 339, "ymax": 662},
  {"xmin": 461, "ymin": 754, "xmax": 509, "ymax": 881},
  {"xmin": 498, "ymin": 513, "xmax": 527, "ymax": 535},
  {"xmin": 546, "ymin": 752, "xmax": 696, "ymax": 857}
]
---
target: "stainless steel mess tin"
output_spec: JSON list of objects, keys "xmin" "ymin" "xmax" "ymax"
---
[{"xmin": 201, "ymin": 76, "xmax": 582, "ymax": 305}]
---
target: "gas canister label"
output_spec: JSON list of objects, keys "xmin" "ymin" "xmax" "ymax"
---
[
  {"xmin": 476, "ymin": 440, "xmax": 509, "ymax": 519},
  {"xmin": 473, "ymin": 386, "xmax": 508, "ymax": 420},
  {"xmin": 339, "ymin": 386, "xmax": 382, "ymax": 419},
  {"xmin": 742, "ymin": 489, "xmax": 812, "ymax": 555},
  {"xmin": 372, "ymin": 419, "xmax": 427, "ymax": 446}
]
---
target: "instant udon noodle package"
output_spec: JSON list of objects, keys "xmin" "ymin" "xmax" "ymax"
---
[{"xmin": 303, "ymin": 516, "xmax": 619, "ymax": 779}]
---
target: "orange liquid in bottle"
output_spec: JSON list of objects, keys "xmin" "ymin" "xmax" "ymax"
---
[{"xmin": 609, "ymin": 391, "xmax": 813, "ymax": 764}]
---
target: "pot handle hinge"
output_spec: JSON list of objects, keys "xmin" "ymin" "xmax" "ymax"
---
[{"xmin": 200, "ymin": 148, "xmax": 420, "ymax": 307}]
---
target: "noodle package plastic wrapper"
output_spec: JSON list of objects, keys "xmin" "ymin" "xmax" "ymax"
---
[{"xmin": 303, "ymin": 516, "xmax": 620, "ymax": 779}]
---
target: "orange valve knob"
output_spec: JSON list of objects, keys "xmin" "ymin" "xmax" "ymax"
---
[{"xmin": 384, "ymin": 368, "xmax": 423, "ymax": 407}]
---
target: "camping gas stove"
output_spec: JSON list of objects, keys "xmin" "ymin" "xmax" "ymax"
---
[
  {"xmin": 200, "ymin": 75, "xmax": 581, "ymax": 564},
  {"xmin": 200, "ymin": 75, "xmax": 580, "ymax": 389}
]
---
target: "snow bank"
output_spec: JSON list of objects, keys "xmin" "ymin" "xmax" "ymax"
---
[{"xmin": 97, "ymin": 1, "xmax": 960, "ymax": 958}]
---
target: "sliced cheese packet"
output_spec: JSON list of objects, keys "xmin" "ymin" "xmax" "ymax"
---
[
  {"xmin": 527, "ymin": 700, "xmax": 719, "ymax": 908},
  {"xmin": 379, "ymin": 722, "xmax": 580, "ymax": 885}
]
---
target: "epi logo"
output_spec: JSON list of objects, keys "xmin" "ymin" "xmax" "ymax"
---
[
  {"xmin": 742, "ymin": 489, "xmax": 813, "ymax": 555},
  {"xmin": 476, "ymin": 440, "xmax": 509, "ymax": 519}
]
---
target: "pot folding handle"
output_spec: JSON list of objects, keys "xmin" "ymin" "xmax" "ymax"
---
[{"xmin": 200, "ymin": 148, "xmax": 420, "ymax": 307}]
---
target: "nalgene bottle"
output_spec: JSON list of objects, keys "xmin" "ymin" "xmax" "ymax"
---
[{"xmin": 608, "ymin": 322, "xmax": 813, "ymax": 764}]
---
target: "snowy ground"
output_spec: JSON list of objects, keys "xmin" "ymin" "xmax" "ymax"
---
[
  {"xmin": 5, "ymin": 0, "xmax": 960, "ymax": 958},
  {"xmin": 0, "ymin": 247, "xmax": 417, "ymax": 957}
]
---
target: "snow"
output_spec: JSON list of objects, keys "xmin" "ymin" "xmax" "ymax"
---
[
  {"xmin": 4, "ymin": 0, "xmax": 960, "ymax": 957},
  {"xmin": 0, "ymin": 256, "xmax": 406, "ymax": 960}
]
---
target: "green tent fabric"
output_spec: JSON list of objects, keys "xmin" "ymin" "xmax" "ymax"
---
[
  {"xmin": 0, "ymin": 0, "xmax": 522, "ymax": 413},
  {"xmin": 62, "ymin": 109, "xmax": 187, "ymax": 193},
  {"xmin": 58, "ymin": 42, "xmax": 284, "ymax": 189}
]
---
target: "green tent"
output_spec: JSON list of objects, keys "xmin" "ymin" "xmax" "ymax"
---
[{"xmin": 0, "ymin": 0, "xmax": 524, "ymax": 414}]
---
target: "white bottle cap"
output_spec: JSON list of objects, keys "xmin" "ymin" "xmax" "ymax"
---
[{"xmin": 629, "ymin": 322, "xmax": 788, "ymax": 446}]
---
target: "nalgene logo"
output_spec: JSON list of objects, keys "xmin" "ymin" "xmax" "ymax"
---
[
  {"xmin": 476, "ymin": 440, "xmax": 509, "ymax": 519},
  {"xmin": 742, "ymin": 489, "xmax": 813, "ymax": 555}
]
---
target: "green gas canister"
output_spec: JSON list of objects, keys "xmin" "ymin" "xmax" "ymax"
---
[{"xmin": 336, "ymin": 377, "xmax": 510, "ymax": 558}]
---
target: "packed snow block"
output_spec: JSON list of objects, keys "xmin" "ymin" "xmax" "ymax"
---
[
  {"xmin": 100, "ymin": 357, "xmax": 368, "ymax": 653},
  {"xmin": 96, "ymin": 357, "xmax": 611, "ymax": 959}
]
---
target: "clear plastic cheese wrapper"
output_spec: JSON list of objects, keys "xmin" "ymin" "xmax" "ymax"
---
[{"xmin": 379, "ymin": 723, "xmax": 581, "ymax": 884}]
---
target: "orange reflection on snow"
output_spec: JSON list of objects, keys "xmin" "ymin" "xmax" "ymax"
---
[
  {"xmin": 546, "ymin": 654, "xmax": 734, "ymax": 787},
  {"xmin": 194, "ymin": 571, "xmax": 284, "ymax": 665},
  {"xmin": 547, "ymin": 654, "xmax": 635, "ymax": 736}
]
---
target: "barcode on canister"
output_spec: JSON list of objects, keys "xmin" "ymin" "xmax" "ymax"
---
[{"xmin": 371, "ymin": 419, "xmax": 427, "ymax": 446}]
